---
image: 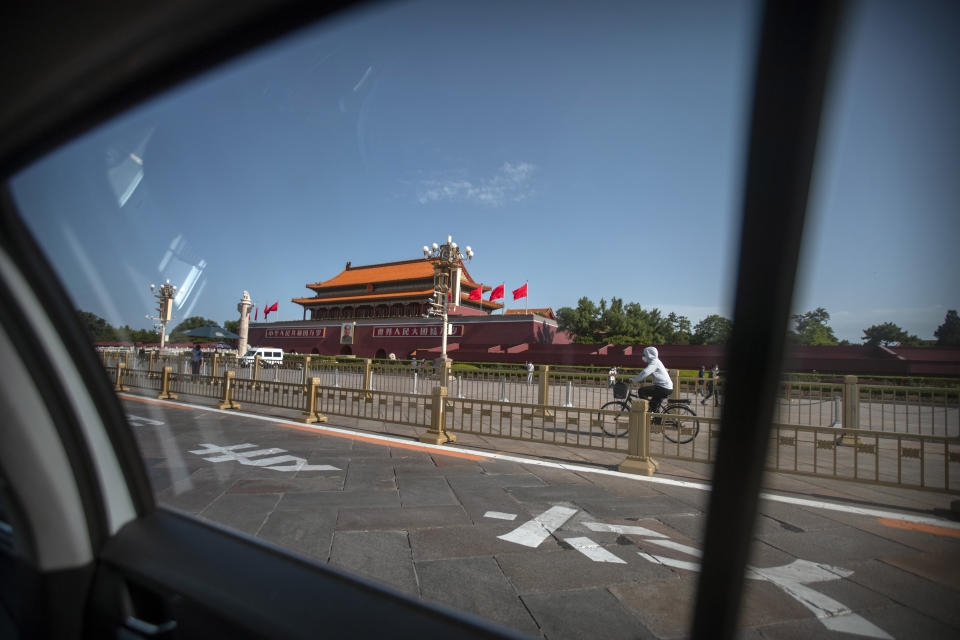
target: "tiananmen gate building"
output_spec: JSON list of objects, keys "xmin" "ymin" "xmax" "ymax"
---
[{"xmin": 245, "ymin": 258, "xmax": 570, "ymax": 360}]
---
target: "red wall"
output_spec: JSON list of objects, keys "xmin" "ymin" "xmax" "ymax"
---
[{"xmin": 245, "ymin": 319, "xmax": 960, "ymax": 376}]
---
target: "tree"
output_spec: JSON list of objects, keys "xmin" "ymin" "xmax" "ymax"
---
[
  {"xmin": 934, "ymin": 310, "xmax": 960, "ymax": 346},
  {"xmin": 862, "ymin": 322, "xmax": 924, "ymax": 347},
  {"xmin": 691, "ymin": 314, "xmax": 732, "ymax": 345},
  {"xmin": 556, "ymin": 296, "xmax": 692, "ymax": 345},
  {"xmin": 224, "ymin": 319, "xmax": 241, "ymax": 335},
  {"xmin": 77, "ymin": 310, "xmax": 117, "ymax": 342},
  {"xmin": 169, "ymin": 316, "xmax": 220, "ymax": 343},
  {"xmin": 790, "ymin": 307, "xmax": 838, "ymax": 346}
]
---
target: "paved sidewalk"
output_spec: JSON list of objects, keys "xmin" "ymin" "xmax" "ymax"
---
[{"xmin": 121, "ymin": 390, "xmax": 960, "ymax": 639}]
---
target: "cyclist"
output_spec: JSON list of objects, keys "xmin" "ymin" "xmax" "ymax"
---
[{"xmin": 630, "ymin": 346, "xmax": 673, "ymax": 413}]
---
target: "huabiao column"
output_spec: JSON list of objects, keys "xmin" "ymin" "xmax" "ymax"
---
[{"xmin": 237, "ymin": 291, "xmax": 253, "ymax": 356}]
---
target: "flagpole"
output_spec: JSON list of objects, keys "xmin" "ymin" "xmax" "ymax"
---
[{"xmin": 525, "ymin": 281, "xmax": 528, "ymax": 314}]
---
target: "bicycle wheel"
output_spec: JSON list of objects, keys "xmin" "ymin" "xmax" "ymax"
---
[
  {"xmin": 661, "ymin": 404, "xmax": 699, "ymax": 444},
  {"xmin": 597, "ymin": 400, "xmax": 631, "ymax": 437}
]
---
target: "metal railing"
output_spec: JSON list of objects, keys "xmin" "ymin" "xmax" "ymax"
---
[{"xmin": 106, "ymin": 360, "xmax": 959, "ymax": 494}]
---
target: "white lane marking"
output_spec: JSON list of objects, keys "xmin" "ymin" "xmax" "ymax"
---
[
  {"xmin": 636, "ymin": 546, "xmax": 892, "ymax": 640},
  {"xmin": 203, "ymin": 447, "xmax": 285, "ymax": 462},
  {"xmin": 564, "ymin": 537, "xmax": 626, "ymax": 564},
  {"xmin": 188, "ymin": 443, "xmax": 340, "ymax": 472},
  {"xmin": 646, "ymin": 539, "xmax": 703, "ymax": 557},
  {"xmin": 749, "ymin": 558, "xmax": 852, "ymax": 583},
  {"xmin": 584, "ymin": 522, "xmax": 666, "ymax": 537},
  {"xmin": 122, "ymin": 394, "xmax": 960, "ymax": 530},
  {"xmin": 640, "ymin": 552, "xmax": 701, "ymax": 572},
  {"xmin": 498, "ymin": 506, "xmax": 578, "ymax": 547},
  {"xmin": 484, "ymin": 511, "xmax": 518, "ymax": 521},
  {"xmin": 127, "ymin": 414, "xmax": 164, "ymax": 426}
]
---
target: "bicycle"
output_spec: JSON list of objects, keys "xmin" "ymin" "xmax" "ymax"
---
[{"xmin": 597, "ymin": 382, "xmax": 700, "ymax": 443}]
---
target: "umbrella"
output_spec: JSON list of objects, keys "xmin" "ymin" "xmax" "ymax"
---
[{"xmin": 180, "ymin": 325, "xmax": 240, "ymax": 340}]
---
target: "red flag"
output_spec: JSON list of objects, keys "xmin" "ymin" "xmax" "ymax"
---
[
  {"xmin": 489, "ymin": 284, "xmax": 504, "ymax": 301},
  {"xmin": 512, "ymin": 283, "xmax": 528, "ymax": 300},
  {"xmin": 254, "ymin": 307, "xmax": 258, "ymax": 321},
  {"xmin": 264, "ymin": 301, "xmax": 278, "ymax": 318},
  {"xmin": 468, "ymin": 286, "xmax": 482, "ymax": 301}
]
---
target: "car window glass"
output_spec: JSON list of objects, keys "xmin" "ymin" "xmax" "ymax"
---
[{"xmin": 9, "ymin": 0, "xmax": 956, "ymax": 637}]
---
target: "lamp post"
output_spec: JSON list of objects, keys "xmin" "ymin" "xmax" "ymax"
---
[
  {"xmin": 421, "ymin": 236, "xmax": 473, "ymax": 366},
  {"xmin": 147, "ymin": 280, "xmax": 177, "ymax": 352}
]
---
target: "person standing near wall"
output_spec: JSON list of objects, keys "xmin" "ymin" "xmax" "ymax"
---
[
  {"xmin": 697, "ymin": 365, "xmax": 706, "ymax": 396},
  {"xmin": 191, "ymin": 343, "xmax": 204, "ymax": 380},
  {"xmin": 608, "ymin": 366, "xmax": 618, "ymax": 388},
  {"xmin": 526, "ymin": 361, "xmax": 534, "ymax": 385},
  {"xmin": 702, "ymin": 364, "xmax": 720, "ymax": 406}
]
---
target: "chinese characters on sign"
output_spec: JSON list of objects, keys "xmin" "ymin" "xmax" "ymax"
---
[
  {"xmin": 265, "ymin": 328, "xmax": 326, "ymax": 338},
  {"xmin": 373, "ymin": 325, "xmax": 464, "ymax": 338}
]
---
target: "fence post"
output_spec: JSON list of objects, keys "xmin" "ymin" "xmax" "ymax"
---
[
  {"xmin": 211, "ymin": 353, "xmax": 220, "ymax": 383},
  {"xmin": 618, "ymin": 398, "xmax": 658, "ymax": 476},
  {"xmin": 157, "ymin": 365, "xmax": 177, "ymax": 400},
  {"xmin": 363, "ymin": 358, "xmax": 373, "ymax": 400},
  {"xmin": 838, "ymin": 375, "xmax": 861, "ymax": 445},
  {"xmin": 456, "ymin": 375, "xmax": 464, "ymax": 398},
  {"xmin": 670, "ymin": 368, "xmax": 680, "ymax": 400},
  {"xmin": 148, "ymin": 350, "xmax": 156, "ymax": 374},
  {"xmin": 563, "ymin": 380, "xmax": 574, "ymax": 407},
  {"xmin": 302, "ymin": 356, "xmax": 311, "ymax": 387},
  {"xmin": 218, "ymin": 370, "xmax": 241, "ymax": 410},
  {"xmin": 535, "ymin": 365, "xmax": 554, "ymax": 417},
  {"xmin": 420, "ymin": 385, "xmax": 455, "ymax": 445},
  {"xmin": 253, "ymin": 354, "xmax": 261, "ymax": 387},
  {"xmin": 114, "ymin": 361, "xmax": 130, "ymax": 392},
  {"xmin": 441, "ymin": 360, "xmax": 452, "ymax": 389},
  {"xmin": 303, "ymin": 377, "xmax": 328, "ymax": 424},
  {"xmin": 412, "ymin": 371, "xmax": 418, "ymax": 395}
]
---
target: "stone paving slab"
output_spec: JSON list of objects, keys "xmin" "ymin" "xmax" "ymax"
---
[
  {"xmin": 336, "ymin": 505, "xmax": 471, "ymax": 531},
  {"xmin": 521, "ymin": 587, "xmax": 655, "ymax": 640},
  {"xmin": 410, "ymin": 523, "xmax": 562, "ymax": 562},
  {"xmin": 416, "ymin": 557, "xmax": 541, "ymax": 636},
  {"xmin": 121, "ymin": 394, "xmax": 960, "ymax": 640},
  {"xmin": 329, "ymin": 530, "xmax": 419, "ymax": 596}
]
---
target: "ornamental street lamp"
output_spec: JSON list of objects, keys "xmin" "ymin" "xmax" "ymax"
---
[
  {"xmin": 422, "ymin": 236, "xmax": 473, "ymax": 365},
  {"xmin": 147, "ymin": 280, "xmax": 177, "ymax": 352}
]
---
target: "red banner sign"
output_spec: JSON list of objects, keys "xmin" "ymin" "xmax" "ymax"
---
[
  {"xmin": 372, "ymin": 325, "xmax": 463, "ymax": 338},
  {"xmin": 265, "ymin": 328, "xmax": 326, "ymax": 338}
]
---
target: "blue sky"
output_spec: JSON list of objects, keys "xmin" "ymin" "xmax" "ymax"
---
[{"xmin": 10, "ymin": 0, "xmax": 959, "ymax": 342}]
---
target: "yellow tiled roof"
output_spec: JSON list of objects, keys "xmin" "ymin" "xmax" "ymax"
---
[
  {"xmin": 504, "ymin": 308, "xmax": 555, "ymax": 319},
  {"xmin": 292, "ymin": 289, "xmax": 434, "ymax": 305},
  {"xmin": 307, "ymin": 259, "xmax": 485, "ymax": 290}
]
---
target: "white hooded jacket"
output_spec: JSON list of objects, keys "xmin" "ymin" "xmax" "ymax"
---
[{"xmin": 631, "ymin": 346, "xmax": 673, "ymax": 390}]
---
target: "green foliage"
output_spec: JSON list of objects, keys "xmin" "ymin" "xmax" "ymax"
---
[
  {"xmin": 223, "ymin": 319, "xmax": 241, "ymax": 335},
  {"xmin": 77, "ymin": 309, "xmax": 157, "ymax": 343},
  {"xmin": 790, "ymin": 307, "xmax": 838, "ymax": 346},
  {"xmin": 934, "ymin": 310, "xmax": 960, "ymax": 346},
  {"xmin": 691, "ymin": 314, "xmax": 732, "ymax": 345},
  {"xmin": 862, "ymin": 322, "xmax": 924, "ymax": 347},
  {"xmin": 556, "ymin": 296, "xmax": 692, "ymax": 345}
]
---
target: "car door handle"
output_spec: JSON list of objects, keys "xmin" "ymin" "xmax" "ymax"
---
[{"xmin": 123, "ymin": 615, "xmax": 177, "ymax": 638}]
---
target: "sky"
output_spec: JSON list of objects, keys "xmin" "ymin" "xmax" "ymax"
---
[{"xmin": 9, "ymin": 0, "xmax": 960, "ymax": 343}]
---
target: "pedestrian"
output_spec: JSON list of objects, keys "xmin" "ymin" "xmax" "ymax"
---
[
  {"xmin": 702, "ymin": 364, "xmax": 720, "ymax": 406},
  {"xmin": 697, "ymin": 365, "xmax": 705, "ymax": 396},
  {"xmin": 526, "ymin": 361, "xmax": 534, "ymax": 385},
  {"xmin": 608, "ymin": 365, "xmax": 618, "ymax": 388},
  {"xmin": 630, "ymin": 347, "xmax": 672, "ymax": 413},
  {"xmin": 191, "ymin": 343, "xmax": 204, "ymax": 380}
]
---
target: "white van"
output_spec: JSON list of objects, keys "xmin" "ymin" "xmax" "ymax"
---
[{"xmin": 239, "ymin": 347, "xmax": 284, "ymax": 368}]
